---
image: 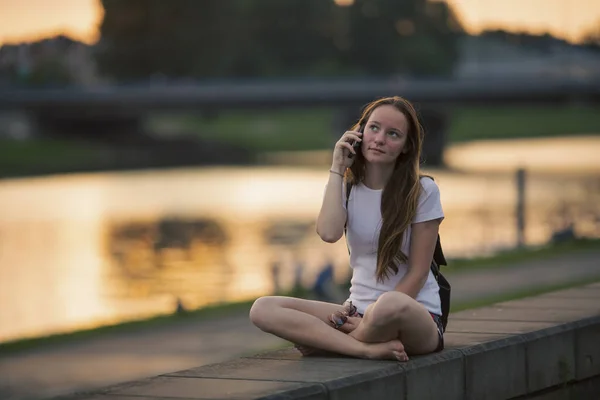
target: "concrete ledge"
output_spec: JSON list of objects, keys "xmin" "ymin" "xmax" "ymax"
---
[{"xmin": 56, "ymin": 283, "xmax": 600, "ymax": 400}]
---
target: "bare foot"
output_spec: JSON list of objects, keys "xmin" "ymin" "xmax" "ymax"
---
[{"xmin": 364, "ymin": 340, "xmax": 409, "ymax": 362}]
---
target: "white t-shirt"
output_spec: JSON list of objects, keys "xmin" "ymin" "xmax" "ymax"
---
[{"xmin": 343, "ymin": 177, "xmax": 444, "ymax": 315}]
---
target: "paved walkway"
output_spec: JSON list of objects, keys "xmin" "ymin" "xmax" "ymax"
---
[{"xmin": 1, "ymin": 249, "xmax": 599, "ymax": 400}]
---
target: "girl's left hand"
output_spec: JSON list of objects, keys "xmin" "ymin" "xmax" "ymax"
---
[
  {"xmin": 338, "ymin": 316, "xmax": 362, "ymax": 334},
  {"xmin": 329, "ymin": 311, "xmax": 362, "ymax": 333}
]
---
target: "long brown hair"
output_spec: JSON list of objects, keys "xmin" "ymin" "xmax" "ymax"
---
[{"xmin": 346, "ymin": 96, "xmax": 424, "ymax": 283}]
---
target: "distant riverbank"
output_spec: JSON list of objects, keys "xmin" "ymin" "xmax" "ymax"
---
[{"xmin": 1, "ymin": 104, "xmax": 599, "ymax": 179}]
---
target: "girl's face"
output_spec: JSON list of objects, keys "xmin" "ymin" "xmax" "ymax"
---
[{"xmin": 361, "ymin": 105, "xmax": 409, "ymax": 165}]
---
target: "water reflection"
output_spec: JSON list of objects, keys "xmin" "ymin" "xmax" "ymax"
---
[
  {"xmin": 108, "ymin": 217, "xmax": 229, "ymax": 273},
  {"xmin": 105, "ymin": 217, "xmax": 231, "ymax": 307},
  {"xmin": 263, "ymin": 221, "xmax": 313, "ymax": 246},
  {"xmin": 444, "ymin": 135, "xmax": 600, "ymax": 174},
  {"xmin": 1, "ymin": 136, "xmax": 599, "ymax": 343}
]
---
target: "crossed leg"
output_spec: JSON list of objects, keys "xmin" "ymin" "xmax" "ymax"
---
[
  {"xmin": 350, "ymin": 291, "xmax": 440, "ymax": 355},
  {"xmin": 249, "ymin": 296, "xmax": 407, "ymax": 361}
]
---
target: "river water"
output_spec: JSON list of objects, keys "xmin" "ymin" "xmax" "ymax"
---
[{"xmin": 1, "ymin": 136, "xmax": 599, "ymax": 343}]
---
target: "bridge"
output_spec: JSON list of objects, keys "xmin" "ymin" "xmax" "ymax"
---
[
  {"xmin": 1, "ymin": 76, "xmax": 599, "ymax": 166},
  {"xmin": 1, "ymin": 76, "xmax": 599, "ymax": 113}
]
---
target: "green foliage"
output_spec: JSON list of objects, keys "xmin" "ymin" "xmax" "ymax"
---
[
  {"xmin": 169, "ymin": 107, "xmax": 337, "ymax": 151},
  {"xmin": 448, "ymin": 105, "xmax": 600, "ymax": 142},
  {"xmin": 343, "ymin": 0, "xmax": 463, "ymax": 76},
  {"xmin": 0, "ymin": 139, "xmax": 108, "ymax": 169},
  {"xmin": 97, "ymin": 0, "xmax": 230, "ymax": 80},
  {"xmin": 151, "ymin": 104, "xmax": 600, "ymax": 152},
  {"xmin": 96, "ymin": 0, "xmax": 464, "ymax": 80},
  {"xmin": 2, "ymin": 105, "xmax": 598, "ymax": 177},
  {"xmin": 19, "ymin": 56, "xmax": 73, "ymax": 86}
]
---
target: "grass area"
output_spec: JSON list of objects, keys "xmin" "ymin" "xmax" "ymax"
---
[
  {"xmin": 162, "ymin": 107, "xmax": 337, "ymax": 152},
  {"xmin": 448, "ymin": 105, "xmax": 600, "ymax": 143},
  {"xmin": 1, "ymin": 238, "xmax": 597, "ymax": 355},
  {"xmin": 153, "ymin": 104, "xmax": 600, "ymax": 152},
  {"xmin": 2, "ymin": 105, "xmax": 598, "ymax": 176},
  {"xmin": 0, "ymin": 139, "xmax": 111, "ymax": 177},
  {"xmin": 445, "ymin": 237, "xmax": 600, "ymax": 273}
]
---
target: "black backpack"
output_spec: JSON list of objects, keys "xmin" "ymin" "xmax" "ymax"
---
[{"xmin": 344, "ymin": 179, "xmax": 451, "ymax": 331}]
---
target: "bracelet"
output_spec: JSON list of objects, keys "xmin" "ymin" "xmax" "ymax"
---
[{"xmin": 329, "ymin": 169, "xmax": 344, "ymax": 177}]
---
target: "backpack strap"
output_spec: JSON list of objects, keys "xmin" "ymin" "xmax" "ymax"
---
[
  {"xmin": 433, "ymin": 235, "xmax": 447, "ymax": 266},
  {"xmin": 419, "ymin": 175, "xmax": 447, "ymax": 267},
  {"xmin": 345, "ymin": 181, "xmax": 352, "ymax": 214},
  {"xmin": 344, "ymin": 180, "xmax": 352, "ymax": 239}
]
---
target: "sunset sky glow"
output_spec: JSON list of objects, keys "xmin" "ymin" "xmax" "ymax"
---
[{"xmin": 0, "ymin": 0, "xmax": 598, "ymax": 46}]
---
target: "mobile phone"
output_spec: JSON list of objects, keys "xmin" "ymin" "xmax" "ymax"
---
[{"xmin": 348, "ymin": 124, "xmax": 364, "ymax": 159}]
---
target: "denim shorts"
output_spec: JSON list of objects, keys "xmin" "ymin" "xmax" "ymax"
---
[
  {"xmin": 430, "ymin": 312, "xmax": 445, "ymax": 352},
  {"xmin": 355, "ymin": 310, "xmax": 444, "ymax": 352}
]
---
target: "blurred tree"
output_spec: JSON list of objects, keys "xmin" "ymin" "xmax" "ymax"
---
[
  {"xmin": 26, "ymin": 57, "xmax": 73, "ymax": 86},
  {"xmin": 581, "ymin": 20, "xmax": 600, "ymax": 50},
  {"xmin": 237, "ymin": 0, "xmax": 342, "ymax": 76},
  {"xmin": 96, "ymin": 0, "xmax": 464, "ymax": 80},
  {"xmin": 479, "ymin": 29, "xmax": 568, "ymax": 52},
  {"xmin": 97, "ymin": 0, "xmax": 232, "ymax": 80},
  {"xmin": 343, "ymin": 0, "xmax": 464, "ymax": 76}
]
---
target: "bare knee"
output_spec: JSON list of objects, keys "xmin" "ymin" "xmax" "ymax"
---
[
  {"xmin": 368, "ymin": 292, "xmax": 411, "ymax": 326},
  {"xmin": 249, "ymin": 296, "xmax": 279, "ymax": 332}
]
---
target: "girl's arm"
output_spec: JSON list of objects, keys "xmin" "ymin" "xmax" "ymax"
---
[
  {"xmin": 394, "ymin": 178, "xmax": 444, "ymax": 297},
  {"xmin": 317, "ymin": 129, "xmax": 362, "ymax": 243},
  {"xmin": 394, "ymin": 219, "xmax": 441, "ymax": 298},
  {"xmin": 316, "ymin": 172, "xmax": 347, "ymax": 243}
]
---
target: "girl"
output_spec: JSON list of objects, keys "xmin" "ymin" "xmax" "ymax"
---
[{"xmin": 250, "ymin": 96, "xmax": 445, "ymax": 362}]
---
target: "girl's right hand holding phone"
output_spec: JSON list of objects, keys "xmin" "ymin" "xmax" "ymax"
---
[{"xmin": 332, "ymin": 130, "xmax": 362, "ymax": 172}]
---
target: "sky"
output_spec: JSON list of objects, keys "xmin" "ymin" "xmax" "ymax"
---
[{"xmin": 0, "ymin": 0, "xmax": 598, "ymax": 46}]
